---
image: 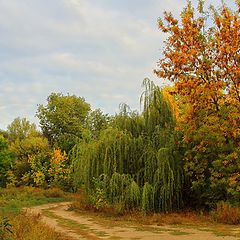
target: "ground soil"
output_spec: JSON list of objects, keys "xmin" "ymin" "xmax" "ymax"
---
[{"xmin": 25, "ymin": 202, "xmax": 240, "ymax": 240}]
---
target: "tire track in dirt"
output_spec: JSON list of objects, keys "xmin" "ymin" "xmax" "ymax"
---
[{"xmin": 25, "ymin": 202, "xmax": 240, "ymax": 240}]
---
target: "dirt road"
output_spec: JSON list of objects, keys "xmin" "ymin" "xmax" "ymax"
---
[{"xmin": 25, "ymin": 202, "xmax": 240, "ymax": 240}]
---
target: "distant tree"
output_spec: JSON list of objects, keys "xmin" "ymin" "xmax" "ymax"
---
[
  {"xmin": 3, "ymin": 118, "xmax": 50, "ymax": 186},
  {"xmin": 7, "ymin": 117, "xmax": 39, "ymax": 142},
  {"xmin": 36, "ymin": 93, "xmax": 91, "ymax": 152},
  {"xmin": 86, "ymin": 109, "xmax": 110, "ymax": 138}
]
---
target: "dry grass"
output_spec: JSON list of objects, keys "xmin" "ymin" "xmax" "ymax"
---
[
  {"xmin": 43, "ymin": 188, "xmax": 65, "ymax": 198},
  {"xmin": 3, "ymin": 212, "xmax": 70, "ymax": 240},
  {"xmin": 0, "ymin": 186, "xmax": 74, "ymax": 240},
  {"xmin": 211, "ymin": 201, "xmax": 240, "ymax": 225},
  {"xmin": 69, "ymin": 199, "xmax": 208, "ymax": 227}
]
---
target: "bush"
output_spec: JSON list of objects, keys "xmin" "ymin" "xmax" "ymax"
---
[
  {"xmin": 211, "ymin": 201, "xmax": 240, "ymax": 225},
  {"xmin": 89, "ymin": 177, "xmax": 108, "ymax": 211}
]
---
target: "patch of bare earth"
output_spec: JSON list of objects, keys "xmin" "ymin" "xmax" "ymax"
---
[{"xmin": 25, "ymin": 202, "xmax": 240, "ymax": 240}]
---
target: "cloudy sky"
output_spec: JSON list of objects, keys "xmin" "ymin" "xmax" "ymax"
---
[{"xmin": 0, "ymin": 0, "xmax": 235, "ymax": 129}]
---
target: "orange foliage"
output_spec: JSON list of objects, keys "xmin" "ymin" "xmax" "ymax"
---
[{"xmin": 155, "ymin": 1, "xmax": 240, "ymax": 205}]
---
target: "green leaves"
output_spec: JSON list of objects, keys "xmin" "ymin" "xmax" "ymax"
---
[
  {"xmin": 0, "ymin": 135, "xmax": 14, "ymax": 187},
  {"xmin": 36, "ymin": 93, "xmax": 91, "ymax": 152},
  {"xmin": 71, "ymin": 81, "xmax": 184, "ymax": 212}
]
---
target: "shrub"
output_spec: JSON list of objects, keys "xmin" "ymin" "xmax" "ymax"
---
[{"xmin": 89, "ymin": 177, "xmax": 108, "ymax": 211}]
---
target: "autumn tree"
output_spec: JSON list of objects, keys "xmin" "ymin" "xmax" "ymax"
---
[
  {"xmin": 155, "ymin": 1, "xmax": 240, "ymax": 206},
  {"xmin": 8, "ymin": 134, "xmax": 51, "ymax": 186},
  {"xmin": 36, "ymin": 93, "xmax": 91, "ymax": 152}
]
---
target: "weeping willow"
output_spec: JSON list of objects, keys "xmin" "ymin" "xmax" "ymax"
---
[{"xmin": 70, "ymin": 78, "xmax": 184, "ymax": 212}]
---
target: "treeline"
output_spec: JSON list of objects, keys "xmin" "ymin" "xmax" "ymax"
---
[{"xmin": 0, "ymin": 0, "xmax": 239, "ymax": 212}]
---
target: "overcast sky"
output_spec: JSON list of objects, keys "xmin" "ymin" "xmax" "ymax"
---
[{"xmin": 0, "ymin": 0, "xmax": 235, "ymax": 129}]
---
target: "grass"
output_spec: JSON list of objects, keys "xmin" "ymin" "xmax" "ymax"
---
[
  {"xmin": 0, "ymin": 187, "xmax": 68, "ymax": 214},
  {"xmin": 1, "ymin": 187, "xmax": 240, "ymax": 239},
  {"xmin": 210, "ymin": 201, "xmax": 240, "ymax": 225},
  {"xmin": 169, "ymin": 230, "xmax": 191, "ymax": 236},
  {"xmin": 0, "ymin": 186, "xmax": 72, "ymax": 240},
  {"xmin": 43, "ymin": 209, "xmax": 102, "ymax": 239},
  {"xmin": 4, "ymin": 212, "xmax": 70, "ymax": 240}
]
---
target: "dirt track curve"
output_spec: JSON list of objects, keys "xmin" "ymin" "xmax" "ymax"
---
[{"xmin": 25, "ymin": 202, "xmax": 240, "ymax": 240}]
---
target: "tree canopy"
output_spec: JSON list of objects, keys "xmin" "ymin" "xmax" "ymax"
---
[
  {"xmin": 36, "ymin": 93, "xmax": 91, "ymax": 152},
  {"xmin": 71, "ymin": 79, "xmax": 184, "ymax": 212}
]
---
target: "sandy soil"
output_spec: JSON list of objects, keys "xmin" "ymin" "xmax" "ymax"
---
[{"xmin": 25, "ymin": 202, "xmax": 240, "ymax": 240}]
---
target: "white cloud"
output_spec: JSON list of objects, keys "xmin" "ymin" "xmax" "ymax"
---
[{"xmin": 1, "ymin": 0, "xmax": 226, "ymax": 130}]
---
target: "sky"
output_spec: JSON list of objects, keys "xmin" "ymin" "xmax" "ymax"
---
[{"xmin": 0, "ymin": 0, "xmax": 235, "ymax": 130}]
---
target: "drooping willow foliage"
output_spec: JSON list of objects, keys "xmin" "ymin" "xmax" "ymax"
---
[{"xmin": 70, "ymin": 79, "xmax": 184, "ymax": 212}]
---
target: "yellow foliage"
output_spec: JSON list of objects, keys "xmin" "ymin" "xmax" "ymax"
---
[
  {"xmin": 33, "ymin": 171, "xmax": 45, "ymax": 187},
  {"xmin": 51, "ymin": 149, "xmax": 67, "ymax": 165}
]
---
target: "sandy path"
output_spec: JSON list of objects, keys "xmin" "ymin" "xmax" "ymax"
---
[{"xmin": 25, "ymin": 202, "xmax": 239, "ymax": 240}]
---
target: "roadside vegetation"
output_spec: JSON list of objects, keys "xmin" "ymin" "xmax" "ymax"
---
[
  {"xmin": 0, "ymin": 0, "xmax": 239, "ymax": 239},
  {"xmin": 0, "ymin": 187, "xmax": 72, "ymax": 240}
]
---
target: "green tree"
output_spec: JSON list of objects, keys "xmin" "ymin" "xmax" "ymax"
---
[
  {"xmin": 7, "ymin": 117, "xmax": 39, "ymax": 142},
  {"xmin": 71, "ymin": 80, "xmax": 184, "ymax": 212},
  {"xmin": 0, "ymin": 135, "xmax": 14, "ymax": 187},
  {"xmin": 4, "ymin": 118, "xmax": 52, "ymax": 187},
  {"xmin": 36, "ymin": 93, "xmax": 91, "ymax": 152},
  {"xmin": 10, "ymin": 135, "xmax": 51, "ymax": 186},
  {"xmin": 86, "ymin": 109, "xmax": 110, "ymax": 139}
]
